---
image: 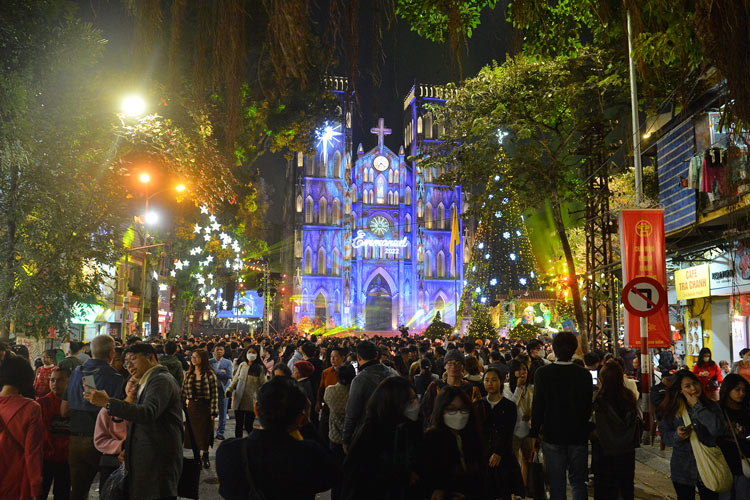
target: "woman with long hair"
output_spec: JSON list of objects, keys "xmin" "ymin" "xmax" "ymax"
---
[
  {"xmin": 418, "ymin": 385, "xmax": 484, "ymax": 500},
  {"xmin": 227, "ymin": 345, "xmax": 266, "ymax": 437},
  {"xmin": 658, "ymin": 370, "xmax": 725, "ymax": 500},
  {"xmin": 341, "ymin": 376, "xmax": 422, "ymax": 500},
  {"xmin": 717, "ymin": 374, "xmax": 750, "ymax": 500},
  {"xmin": 693, "ymin": 347, "xmax": 724, "ymax": 401},
  {"xmin": 592, "ymin": 360, "xmax": 640, "ymax": 500},
  {"xmin": 503, "ymin": 359, "xmax": 534, "ymax": 486},
  {"xmin": 182, "ymin": 349, "xmax": 219, "ymax": 469}
]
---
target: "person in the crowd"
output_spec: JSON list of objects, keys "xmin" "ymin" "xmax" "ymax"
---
[
  {"xmin": 530, "ymin": 331, "xmax": 593, "ymax": 500},
  {"xmin": 418, "ymin": 386, "xmax": 484, "ymax": 500},
  {"xmin": 658, "ymin": 347, "xmax": 676, "ymax": 374},
  {"xmin": 37, "ymin": 367, "xmax": 71, "ymax": 500},
  {"xmin": 475, "ymin": 367, "xmax": 525, "ymax": 500},
  {"xmin": 719, "ymin": 360, "xmax": 731, "ymax": 379},
  {"xmin": 216, "ymin": 377, "xmax": 339, "ymax": 500},
  {"xmin": 59, "ymin": 342, "xmax": 84, "ymax": 372},
  {"xmin": 227, "ymin": 344, "xmax": 266, "ymax": 438},
  {"xmin": 260, "ymin": 346, "xmax": 275, "ymax": 378},
  {"xmin": 285, "ymin": 339, "xmax": 306, "ymax": 370},
  {"xmin": 341, "ymin": 376, "xmax": 424, "ymax": 500},
  {"xmin": 272, "ymin": 362, "xmax": 292, "ymax": 378},
  {"xmin": 464, "ymin": 356, "xmax": 486, "ymax": 397},
  {"xmin": 84, "ymin": 342, "xmax": 184, "ymax": 500},
  {"xmin": 693, "ymin": 347, "xmax": 723, "ymax": 401},
  {"xmin": 210, "ymin": 344, "xmax": 233, "ymax": 440},
  {"xmin": 0, "ymin": 355, "xmax": 44, "ymax": 500},
  {"xmin": 34, "ymin": 349, "xmax": 58, "ymax": 397},
  {"xmin": 301, "ymin": 341, "xmax": 323, "ymax": 407},
  {"xmin": 591, "ymin": 360, "xmax": 641, "ymax": 500},
  {"xmin": 110, "ymin": 347, "xmax": 129, "ymax": 379},
  {"xmin": 72, "ymin": 341, "xmax": 91, "ymax": 364},
  {"xmin": 659, "ymin": 370, "xmax": 725, "ymax": 500},
  {"xmin": 342, "ymin": 340, "xmax": 398, "ymax": 451},
  {"xmin": 421, "ymin": 349, "xmax": 482, "ymax": 424},
  {"xmin": 527, "ymin": 339, "xmax": 549, "ymax": 382},
  {"xmin": 182, "ymin": 349, "xmax": 219, "ymax": 469},
  {"xmin": 414, "ymin": 358, "xmax": 439, "ymax": 398},
  {"xmin": 651, "ymin": 373, "xmax": 676, "ymax": 450},
  {"xmin": 717, "ymin": 374, "xmax": 750, "ymax": 500},
  {"xmin": 160, "ymin": 340, "xmax": 185, "ymax": 388},
  {"xmin": 503, "ymin": 359, "xmax": 534, "ymax": 486},
  {"xmin": 317, "ymin": 346, "xmax": 345, "ymax": 446},
  {"xmin": 293, "ymin": 359, "xmax": 317, "ymax": 405},
  {"xmin": 325, "ymin": 363, "xmax": 356, "ymax": 497},
  {"xmin": 93, "ymin": 375, "xmax": 138, "ymax": 492},
  {"xmin": 62, "ymin": 334, "xmax": 124, "ymax": 500},
  {"xmin": 730, "ymin": 348, "xmax": 750, "ymax": 384}
]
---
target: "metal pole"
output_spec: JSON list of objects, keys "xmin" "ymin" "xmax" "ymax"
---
[
  {"xmin": 139, "ymin": 198, "xmax": 149, "ymax": 337},
  {"xmin": 121, "ymin": 253, "xmax": 129, "ymax": 341},
  {"xmin": 640, "ymin": 316, "xmax": 651, "ymax": 443},
  {"xmin": 263, "ymin": 260, "xmax": 270, "ymax": 336},
  {"xmin": 626, "ymin": 8, "xmax": 644, "ymax": 206}
]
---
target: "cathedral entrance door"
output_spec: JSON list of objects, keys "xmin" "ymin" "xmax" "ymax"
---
[{"xmin": 365, "ymin": 276, "xmax": 392, "ymax": 330}]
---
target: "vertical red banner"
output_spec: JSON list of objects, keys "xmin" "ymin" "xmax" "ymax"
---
[{"xmin": 619, "ymin": 210, "xmax": 670, "ymax": 348}]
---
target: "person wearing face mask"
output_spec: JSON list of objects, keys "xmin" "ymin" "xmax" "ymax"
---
[
  {"xmin": 475, "ymin": 367, "xmax": 525, "ymax": 500},
  {"xmin": 417, "ymin": 386, "xmax": 483, "ymax": 500},
  {"xmin": 658, "ymin": 370, "xmax": 727, "ymax": 500},
  {"xmin": 730, "ymin": 348, "xmax": 750, "ymax": 385},
  {"xmin": 227, "ymin": 346, "xmax": 266, "ymax": 438},
  {"xmin": 340, "ymin": 376, "xmax": 423, "ymax": 500},
  {"xmin": 693, "ymin": 347, "xmax": 724, "ymax": 401}
]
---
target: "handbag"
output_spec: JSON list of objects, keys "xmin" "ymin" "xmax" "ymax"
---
[
  {"xmin": 526, "ymin": 448, "xmax": 546, "ymax": 500},
  {"xmin": 100, "ymin": 463, "xmax": 128, "ymax": 500},
  {"xmin": 178, "ymin": 405, "xmax": 202, "ymax": 499},
  {"xmin": 681, "ymin": 407, "xmax": 733, "ymax": 492},
  {"xmin": 724, "ymin": 410, "xmax": 750, "ymax": 478}
]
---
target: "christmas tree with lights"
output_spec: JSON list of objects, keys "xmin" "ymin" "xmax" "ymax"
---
[{"xmin": 463, "ymin": 179, "xmax": 538, "ymax": 313}]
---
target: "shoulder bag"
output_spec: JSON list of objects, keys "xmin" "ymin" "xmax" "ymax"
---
[
  {"xmin": 680, "ymin": 407, "xmax": 733, "ymax": 492},
  {"xmin": 724, "ymin": 410, "xmax": 750, "ymax": 478},
  {"xmin": 178, "ymin": 405, "xmax": 202, "ymax": 499}
]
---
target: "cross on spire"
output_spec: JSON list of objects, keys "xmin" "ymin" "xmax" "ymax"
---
[{"xmin": 370, "ymin": 118, "xmax": 392, "ymax": 149}]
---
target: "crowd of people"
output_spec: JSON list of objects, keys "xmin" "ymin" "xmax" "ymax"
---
[{"xmin": 0, "ymin": 331, "xmax": 749, "ymax": 500}]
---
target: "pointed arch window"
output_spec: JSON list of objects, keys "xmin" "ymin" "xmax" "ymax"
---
[
  {"xmin": 332, "ymin": 249, "xmax": 340, "ymax": 276},
  {"xmin": 319, "ymin": 155, "xmax": 327, "ymax": 177},
  {"xmin": 405, "ymin": 245, "xmax": 411, "ymax": 259},
  {"xmin": 425, "ymin": 251, "xmax": 432, "ymax": 278},
  {"xmin": 376, "ymin": 175, "xmax": 386, "ymax": 204},
  {"xmin": 319, "ymin": 197, "xmax": 327, "ymax": 224},
  {"xmin": 317, "ymin": 248, "xmax": 326, "ymax": 275},
  {"xmin": 405, "ymin": 214, "xmax": 411, "ymax": 233},
  {"xmin": 425, "ymin": 202, "xmax": 433, "ymax": 229},
  {"xmin": 363, "ymin": 168, "xmax": 369, "ymax": 183},
  {"xmin": 437, "ymin": 251, "xmax": 446, "ymax": 278},
  {"xmin": 417, "ymin": 199, "xmax": 424, "ymax": 218},
  {"xmin": 304, "ymin": 248, "xmax": 312, "ymax": 274},
  {"xmin": 296, "ymin": 194, "xmax": 303, "ymax": 213},
  {"xmin": 425, "ymin": 113, "xmax": 433, "ymax": 139},
  {"xmin": 388, "ymin": 170, "xmax": 393, "ymax": 184},
  {"xmin": 394, "ymin": 191, "xmax": 399, "ymax": 205},
  {"xmin": 333, "ymin": 152, "xmax": 342, "ymax": 178},
  {"xmin": 388, "ymin": 191, "xmax": 393, "ymax": 205},
  {"xmin": 417, "ymin": 116, "xmax": 423, "ymax": 134},
  {"xmin": 305, "ymin": 197, "xmax": 314, "ymax": 224},
  {"xmin": 332, "ymin": 199, "xmax": 341, "ymax": 225},
  {"xmin": 437, "ymin": 203, "xmax": 445, "ymax": 229},
  {"xmin": 434, "ymin": 296, "xmax": 445, "ymax": 312},
  {"xmin": 405, "ymin": 187, "xmax": 412, "ymax": 205},
  {"xmin": 334, "ymin": 290, "xmax": 341, "ymax": 313},
  {"xmin": 394, "ymin": 170, "xmax": 399, "ymax": 184}
]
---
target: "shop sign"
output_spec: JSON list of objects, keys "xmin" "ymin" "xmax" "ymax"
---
[
  {"xmin": 619, "ymin": 210, "xmax": 670, "ymax": 347},
  {"xmin": 675, "ymin": 264, "xmax": 711, "ymax": 300}
]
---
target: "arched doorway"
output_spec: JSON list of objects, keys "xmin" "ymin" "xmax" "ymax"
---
[
  {"xmin": 365, "ymin": 276, "xmax": 392, "ymax": 330},
  {"xmin": 315, "ymin": 293, "xmax": 327, "ymax": 321}
]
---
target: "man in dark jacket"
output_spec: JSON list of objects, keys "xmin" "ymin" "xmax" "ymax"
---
[
  {"xmin": 216, "ymin": 378, "xmax": 338, "ymax": 500},
  {"xmin": 85, "ymin": 342, "xmax": 183, "ymax": 500},
  {"xmin": 342, "ymin": 341, "xmax": 398, "ymax": 451},
  {"xmin": 530, "ymin": 332, "xmax": 592, "ymax": 500},
  {"xmin": 159, "ymin": 340, "xmax": 185, "ymax": 387}
]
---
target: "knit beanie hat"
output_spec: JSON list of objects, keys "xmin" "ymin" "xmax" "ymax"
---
[
  {"xmin": 294, "ymin": 360, "xmax": 315, "ymax": 378},
  {"xmin": 444, "ymin": 349, "xmax": 465, "ymax": 365}
]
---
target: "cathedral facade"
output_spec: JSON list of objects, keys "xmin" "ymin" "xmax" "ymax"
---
[{"xmin": 282, "ymin": 78, "xmax": 467, "ymax": 332}]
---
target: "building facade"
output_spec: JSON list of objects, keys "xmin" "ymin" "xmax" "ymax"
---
[{"xmin": 281, "ymin": 78, "xmax": 465, "ymax": 332}]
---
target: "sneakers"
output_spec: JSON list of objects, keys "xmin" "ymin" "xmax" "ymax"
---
[
  {"xmin": 202, "ymin": 453, "xmax": 210, "ymax": 470},
  {"xmin": 215, "ymin": 433, "xmax": 225, "ymax": 440}
]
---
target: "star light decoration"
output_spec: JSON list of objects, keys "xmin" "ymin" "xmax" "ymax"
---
[
  {"xmin": 169, "ymin": 205, "xmax": 247, "ymax": 312},
  {"xmin": 316, "ymin": 121, "xmax": 342, "ymax": 166}
]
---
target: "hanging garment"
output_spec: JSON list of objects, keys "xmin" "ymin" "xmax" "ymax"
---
[
  {"xmin": 701, "ymin": 148, "xmax": 728, "ymax": 195},
  {"xmin": 688, "ymin": 155, "xmax": 702, "ymax": 189}
]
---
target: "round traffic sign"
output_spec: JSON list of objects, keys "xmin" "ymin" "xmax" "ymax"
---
[{"xmin": 622, "ymin": 277, "xmax": 666, "ymax": 317}]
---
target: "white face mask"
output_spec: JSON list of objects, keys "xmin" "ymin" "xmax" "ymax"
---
[
  {"xmin": 247, "ymin": 353, "xmax": 257, "ymax": 362},
  {"xmin": 403, "ymin": 400, "xmax": 420, "ymax": 422},
  {"xmin": 443, "ymin": 410, "xmax": 470, "ymax": 431}
]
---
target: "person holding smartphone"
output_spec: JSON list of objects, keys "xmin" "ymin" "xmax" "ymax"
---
[{"xmin": 658, "ymin": 370, "xmax": 725, "ymax": 500}]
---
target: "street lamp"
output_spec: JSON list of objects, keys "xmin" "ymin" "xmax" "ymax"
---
[
  {"xmin": 175, "ymin": 184, "xmax": 186, "ymax": 193},
  {"xmin": 139, "ymin": 172, "xmax": 151, "ymax": 184},
  {"xmin": 144, "ymin": 211, "xmax": 159, "ymax": 225},
  {"xmin": 121, "ymin": 95, "xmax": 147, "ymax": 117}
]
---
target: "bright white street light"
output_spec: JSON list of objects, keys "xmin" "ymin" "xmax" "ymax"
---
[
  {"xmin": 121, "ymin": 95, "xmax": 147, "ymax": 117},
  {"xmin": 144, "ymin": 211, "xmax": 159, "ymax": 225}
]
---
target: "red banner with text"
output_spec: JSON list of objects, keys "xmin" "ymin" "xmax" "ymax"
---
[{"xmin": 619, "ymin": 210, "xmax": 670, "ymax": 348}]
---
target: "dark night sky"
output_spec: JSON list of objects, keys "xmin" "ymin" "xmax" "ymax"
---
[{"xmin": 75, "ymin": 1, "xmax": 514, "ymax": 245}]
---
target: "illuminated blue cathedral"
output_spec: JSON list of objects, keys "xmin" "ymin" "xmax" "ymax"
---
[{"xmin": 282, "ymin": 78, "xmax": 469, "ymax": 331}]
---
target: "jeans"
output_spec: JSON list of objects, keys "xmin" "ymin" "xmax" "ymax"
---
[
  {"xmin": 234, "ymin": 410, "xmax": 255, "ymax": 438},
  {"xmin": 69, "ymin": 436, "xmax": 101, "ymax": 500},
  {"xmin": 42, "ymin": 460, "xmax": 70, "ymax": 500},
  {"xmin": 717, "ymin": 475, "xmax": 750, "ymax": 500},
  {"xmin": 216, "ymin": 395, "xmax": 228, "ymax": 436},
  {"xmin": 542, "ymin": 441, "xmax": 588, "ymax": 500},
  {"xmin": 673, "ymin": 481, "xmax": 718, "ymax": 500}
]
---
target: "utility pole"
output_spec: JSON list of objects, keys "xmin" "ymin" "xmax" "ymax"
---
[
  {"xmin": 626, "ymin": 7, "xmax": 644, "ymax": 206},
  {"xmin": 263, "ymin": 258, "xmax": 271, "ymax": 335}
]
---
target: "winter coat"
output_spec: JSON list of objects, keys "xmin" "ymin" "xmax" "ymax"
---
[
  {"xmin": 0, "ymin": 394, "xmax": 43, "ymax": 500},
  {"xmin": 228, "ymin": 361, "xmax": 265, "ymax": 411},
  {"xmin": 107, "ymin": 365, "xmax": 183, "ymax": 499},
  {"xmin": 159, "ymin": 354, "xmax": 185, "ymax": 388},
  {"xmin": 658, "ymin": 400, "xmax": 724, "ymax": 486},
  {"xmin": 592, "ymin": 397, "xmax": 641, "ymax": 456},
  {"xmin": 342, "ymin": 361, "xmax": 398, "ymax": 444}
]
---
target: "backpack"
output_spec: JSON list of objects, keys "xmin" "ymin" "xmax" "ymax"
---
[{"xmin": 594, "ymin": 400, "xmax": 641, "ymax": 456}]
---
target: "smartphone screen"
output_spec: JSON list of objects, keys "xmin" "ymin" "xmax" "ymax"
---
[
  {"xmin": 589, "ymin": 370, "xmax": 598, "ymax": 384},
  {"xmin": 82, "ymin": 375, "xmax": 96, "ymax": 393}
]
